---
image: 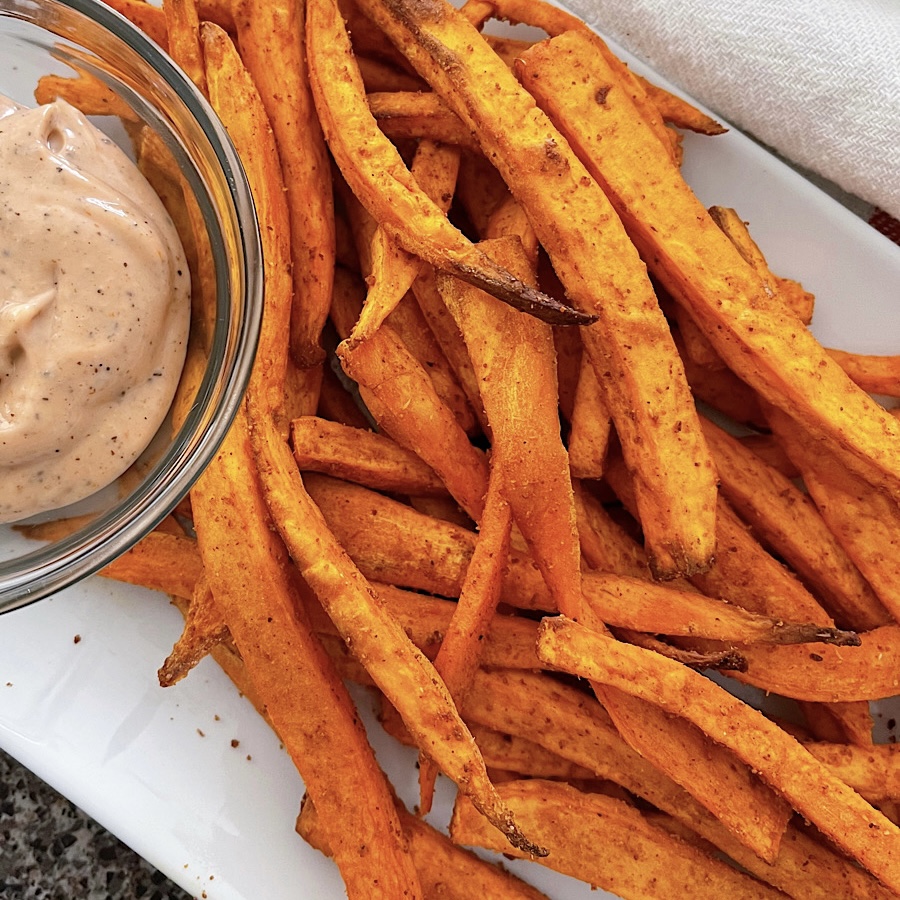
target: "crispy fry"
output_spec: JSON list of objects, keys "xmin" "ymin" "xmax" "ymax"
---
[
  {"xmin": 357, "ymin": 55, "xmax": 426, "ymax": 91},
  {"xmin": 158, "ymin": 574, "xmax": 228, "ymax": 686},
  {"xmin": 604, "ymin": 451, "xmax": 835, "ymax": 624},
  {"xmin": 337, "ymin": 322, "xmax": 489, "ymax": 520},
  {"xmin": 298, "ymin": 793, "xmax": 551, "ymax": 900},
  {"xmin": 253, "ymin": 411, "xmax": 544, "ymax": 856},
  {"xmin": 103, "ymin": 0, "xmax": 169, "ymax": 48},
  {"xmin": 329, "ymin": 250, "xmax": 477, "ymax": 434},
  {"xmin": 306, "ymin": 0, "xmax": 592, "ymax": 326},
  {"xmin": 799, "ymin": 700, "xmax": 874, "ymax": 747},
  {"xmin": 537, "ymin": 615, "xmax": 900, "ymax": 891},
  {"xmin": 291, "ymin": 416, "xmax": 447, "ymax": 496},
  {"xmin": 233, "ymin": 0, "xmax": 335, "ymax": 367},
  {"xmin": 518, "ymin": 29, "xmax": 900, "ymax": 498},
  {"xmin": 437, "ymin": 235, "xmax": 582, "ymax": 614},
  {"xmin": 723, "ymin": 624, "xmax": 900, "ymax": 702},
  {"xmin": 546, "ymin": 481, "xmax": 796, "ymax": 863},
  {"xmin": 418, "ymin": 464, "xmax": 512, "ymax": 813},
  {"xmin": 335, "ymin": 161, "xmax": 424, "ymax": 344},
  {"xmin": 708, "ymin": 205, "xmax": 814, "ymax": 323},
  {"xmin": 482, "ymin": 0, "xmax": 687, "ymax": 158},
  {"xmin": 826, "ymin": 348, "xmax": 900, "ymax": 396},
  {"xmin": 634, "ymin": 74, "xmax": 726, "ymax": 134},
  {"xmin": 303, "ymin": 473, "xmax": 549, "ymax": 608},
  {"xmin": 566, "ymin": 353, "xmax": 611, "ymax": 479},
  {"xmin": 100, "ymin": 530, "xmax": 202, "ymax": 599},
  {"xmin": 700, "ymin": 414, "xmax": 890, "ymax": 630},
  {"xmin": 367, "ymin": 91, "xmax": 479, "ymax": 149},
  {"xmin": 767, "ymin": 404, "xmax": 900, "ymax": 621},
  {"xmin": 461, "ymin": 669, "xmax": 823, "ymax": 892},
  {"xmin": 451, "ymin": 779, "xmax": 784, "ymax": 899},
  {"xmin": 163, "ymin": 0, "xmax": 207, "ymax": 96},
  {"xmin": 584, "ymin": 573, "xmax": 858, "ymax": 646},
  {"xmin": 803, "ymin": 741, "xmax": 900, "ymax": 804},
  {"xmin": 33, "ymin": 72, "xmax": 139, "ymax": 119},
  {"xmin": 409, "ymin": 266, "xmax": 488, "ymax": 434}
]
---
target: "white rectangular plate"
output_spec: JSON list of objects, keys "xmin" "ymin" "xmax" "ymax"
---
[{"xmin": 1, "ymin": 19, "xmax": 899, "ymax": 900}]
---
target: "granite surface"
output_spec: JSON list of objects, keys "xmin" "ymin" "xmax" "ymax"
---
[{"xmin": 0, "ymin": 748, "xmax": 193, "ymax": 900}]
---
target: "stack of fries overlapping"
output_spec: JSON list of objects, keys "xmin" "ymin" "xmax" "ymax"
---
[{"xmin": 30, "ymin": 0, "xmax": 900, "ymax": 895}]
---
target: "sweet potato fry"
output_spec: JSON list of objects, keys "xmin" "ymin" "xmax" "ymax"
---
[
  {"xmin": 604, "ymin": 452, "xmax": 835, "ymax": 624},
  {"xmin": 291, "ymin": 416, "xmax": 447, "ymax": 497},
  {"xmin": 303, "ymin": 473, "xmax": 550, "ymax": 608},
  {"xmin": 253, "ymin": 408, "xmax": 544, "ymax": 856},
  {"xmin": 337, "ymin": 316, "xmax": 490, "ymax": 520},
  {"xmin": 385, "ymin": 294, "xmax": 478, "ymax": 436},
  {"xmin": 707, "ymin": 205, "xmax": 814, "ymax": 324},
  {"xmin": 700, "ymin": 414, "xmax": 890, "ymax": 630},
  {"xmin": 451, "ymin": 779, "xmax": 784, "ymax": 899},
  {"xmin": 583, "ymin": 573, "xmax": 858, "ymax": 646},
  {"xmin": 437, "ymin": 235, "xmax": 582, "ymax": 615},
  {"xmin": 103, "ymin": 0, "xmax": 169, "ymax": 48},
  {"xmin": 377, "ymin": 694, "xmax": 597, "ymax": 781},
  {"xmin": 518, "ymin": 29, "xmax": 900, "ymax": 499},
  {"xmin": 305, "ymin": 0, "xmax": 592, "ymax": 326},
  {"xmin": 33, "ymin": 72, "xmax": 139, "ymax": 120},
  {"xmin": 723, "ymin": 624, "xmax": 900, "ymax": 702},
  {"xmin": 409, "ymin": 266, "xmax": 488, "ymax": 434},
  {"xmin": 798, "ymin": 700, "xmax": 874, "ymax": 748},
  {"xmin": 100, "ymin": 530, "xmax": 202, "ymax": 599},
  {"xmin": 767, "ymin": 404, "xmax": 900, "ymax": 621},
  {"xmin": 163, "ymin": 0, "xmax": 206, "ymax": 96},
  {"xmin": 462, "ymin": 668, "xmax": 893, "ymax": 899},
  {"xmin": 367, "ymin": 90, "xmax": 478, "ymax": 149},
  {"xmin": 233, "ymin": 0, "xmax": 335, "ymax": 367},
  {"xmin": 329, "ymin": 239, "xmax": 477, "ymax": 434},
  {"xmin": 566, "ymin": 354, "xmax": 611, "ymax": 479},
  {"xmin": 357, "ymin": 55, "xmax": 426, "ymax": 92},
  {"xmin": 299, "ymin": 793, "xmax": 551, "ymax": 900},
  {"xmin": 335, "ymin": 151, "xmax": 423, "ymax": 346},
  {"xmin": 572, "ymin": 496, "xmax": 642, "ymax": 582},
  {"xmin": 354, "ymin": 0, "xmax": 718, "ymax": 579},
  {"xmin": 803, "ymin": 741, "xmax": 900, "ymax": 804},
  {"xmin": 634, "ymin": 74, "xmax": 727, "ymax": 135},
  {"xmin": 825, "ymin": 348, "xmax": 900, "ymax": 397},
  {"xmin": 418, "ymin": 464, "xmax": 513, "ymax": 812},
  {"xmin": 157, "ymin": 574, "xmax": 228, "ymax": 686},
  {"xmin": 537, "ymin": 615, "xmax": 900, "ymax": 891}
]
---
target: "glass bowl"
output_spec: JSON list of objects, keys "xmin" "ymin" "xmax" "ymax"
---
[{"xmin": 0, "ymin": 0, "xmax": 262, "ymax": 611}]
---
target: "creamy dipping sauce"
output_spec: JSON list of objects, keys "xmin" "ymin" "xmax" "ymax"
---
[{"xmin": 0, "ymin": 95, "xmax": 190, "ymax": 523}]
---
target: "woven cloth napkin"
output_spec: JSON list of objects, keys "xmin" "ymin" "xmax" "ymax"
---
[{"xmin": 563, "ymin": 0, "xmax": 900, "ymax": 223}]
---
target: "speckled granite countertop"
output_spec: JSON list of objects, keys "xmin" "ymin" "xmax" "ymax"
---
[{"xmin": 0, "ymin": 748, "xmax": 192, "ymax": 900}]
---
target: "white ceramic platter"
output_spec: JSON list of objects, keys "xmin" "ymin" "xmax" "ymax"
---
[{"xmin": 1, "ymin": 15, "xmax": 899, "ymax": 900}]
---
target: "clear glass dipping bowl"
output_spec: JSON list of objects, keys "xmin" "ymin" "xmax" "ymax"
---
[{"xmin": 0, "ymin": 0, "xmax": 262, "ymax": 612}]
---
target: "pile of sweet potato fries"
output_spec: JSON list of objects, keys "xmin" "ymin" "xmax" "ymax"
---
[{"xmin": 26, "ymin": 0, "xmax": 900, "ymax": 895}]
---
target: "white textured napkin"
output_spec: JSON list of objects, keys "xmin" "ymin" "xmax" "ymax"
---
[{"xmin": 563, "ymin": 0, "xmax": 900, "ymax": 220}]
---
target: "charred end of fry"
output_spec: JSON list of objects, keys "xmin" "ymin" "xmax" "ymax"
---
[
  {"xmin": 450, "ymin": 260, "xmax": 597, "ymax": 326},
  {"xmin": 647, "ymin": 542, "xmax": 715, "ymax": 582},
  {"xmin": 489, "ymin": 804, "xmax": 550, "ymax": 859}
]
